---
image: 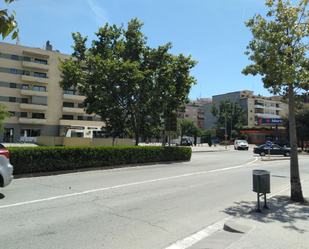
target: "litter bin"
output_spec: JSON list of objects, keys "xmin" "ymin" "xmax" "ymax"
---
[{"xmin": 253, "ymin": 170, "xmax": 270, "ymax": 194}]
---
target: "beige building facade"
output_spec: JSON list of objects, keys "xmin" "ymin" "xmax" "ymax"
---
[
  {"xmin": 0, "ymin": 42, "xmax": 105, "ymax": 143},
  {"xmin": 178, "ymin": 103, "xmax": 205, "ymax": 130}
]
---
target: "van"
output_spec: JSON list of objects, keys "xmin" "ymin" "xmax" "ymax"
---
[{"xmin": 234, "ymin": 140, "xmax": 249, "ymax": 150}]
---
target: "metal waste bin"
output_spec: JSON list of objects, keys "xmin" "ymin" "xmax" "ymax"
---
[{"xmin": 253, "ymin": 170, "xmax": 270, "ymax": 194}]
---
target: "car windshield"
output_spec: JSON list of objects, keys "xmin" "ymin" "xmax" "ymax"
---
[{"xmin": 239, "ymin": 140, "xmax": 247, "ymax": 143}]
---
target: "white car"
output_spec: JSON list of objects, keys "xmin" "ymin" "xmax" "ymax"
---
[
  {"xmin": 0, "ymin": 143, "xmax": 14, "ymax": 188},
  {"xmin": 234, "ymin": 140, "xmax": 249, "ymax": 150}
]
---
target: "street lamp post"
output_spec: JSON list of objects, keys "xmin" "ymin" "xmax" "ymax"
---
[{"xmin": 225, "ymin": 102, "xmax": 230, "ymax": 149}]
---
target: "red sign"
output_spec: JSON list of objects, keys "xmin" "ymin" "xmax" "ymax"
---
[{"xmin": 224, "ymin": 134, "xmax": 228, "ymax": 138}]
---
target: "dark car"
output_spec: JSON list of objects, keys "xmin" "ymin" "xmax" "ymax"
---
[
  {"xmin": 180, "ymin": 138, "xmax": 193, "ymax": 146},
  {"xmin": 273, "ymin": 140, "xmax": 290, "ymax": 147},
  {"xmin": 253, "ymin": 144, "xmax": 291, "ymax": 157}
]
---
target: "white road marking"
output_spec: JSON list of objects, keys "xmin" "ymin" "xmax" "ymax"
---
[
  {"xmin": 164, "ymin": 217, "xmax": 231, "ymax": 249},
  {"xmin": 0, "ymin": 158, "xmax": 258, "ymax": 209}
]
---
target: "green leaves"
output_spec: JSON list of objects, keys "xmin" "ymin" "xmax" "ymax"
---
[
  {"xmin": 0, "ymin": 0, "xmax": 19, "ymax": 40},
  {"xmin": 59, "ymin": 18, "xmax": 197, "ymax": 145},
  {"xmin": 243, "ymin": 0, "xmax": 309, "ymax": 94}
]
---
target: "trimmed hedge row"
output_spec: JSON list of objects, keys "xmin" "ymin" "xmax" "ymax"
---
[{"xmin": 8, "ymin": 146, "xmax": 192, "ymax": 175}]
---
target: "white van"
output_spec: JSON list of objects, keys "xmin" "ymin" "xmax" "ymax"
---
[{"xmin": 234, "ymin": 140, "xmax": 249, "ymax": 150}]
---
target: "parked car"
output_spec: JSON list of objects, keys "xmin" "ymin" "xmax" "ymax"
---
[
  {"xmin": 234, "ymin": 140, "xmax": 249, "ymax": 150},
  {"xmin": 253, "ymin": 144, "xmax": 291, "ymax": 157},
  {"xmin": 0, "ymin": 143, "xmax": 14, "ymax": 188},
  {"xmin": 180, "ymin": 138, "xmax": 193, "ymax": 146},
  {"xmin": 273, "ymin": 140, "xmax": 290, "ymax": 147}
]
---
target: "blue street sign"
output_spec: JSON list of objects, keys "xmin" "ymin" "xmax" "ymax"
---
[{"xmin": 266, "ymin": 141, "xmax": 272, "ymax": 147}]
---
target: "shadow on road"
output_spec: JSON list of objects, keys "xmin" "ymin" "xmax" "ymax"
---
[
  {"xmin": 0, "ymin": 193, "xmax": 5, "ymax": 199},
  {"xmin": 222, "ymin": 195, "xmax": 309, "ymax": 233}
]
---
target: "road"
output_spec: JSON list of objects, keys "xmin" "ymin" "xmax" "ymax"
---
[{"xmin": 1, "ymin": 150, "xmax": 309, "ymax": 249}]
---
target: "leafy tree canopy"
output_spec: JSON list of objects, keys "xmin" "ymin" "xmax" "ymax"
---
[
  {"xmin": 59, "ymin": 18, "xmax": 197, "ymax": 145},
  {"xmin": 210, "ymin": 99, "xmax": 247, "ymax": 140},
  {"xmin": 0, "ymin": 103, "xmax": 12, "ymax": 131},
  {"xmin": 0, "ymin": 0, "xmax": 19, "ymax": 39},
  {"xmin": 242, "ymin": 0, "xmax": 309, "ymax": 202}
]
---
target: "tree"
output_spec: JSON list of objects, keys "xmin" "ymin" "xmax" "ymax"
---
[
  {"xmin": 0, "ymin": 103, "xmax": 12, "ymax": 131},
  {"xmin": 210, "ymin": 99, "xmax": 247, "ymax": 140},
  {"xmin": 282, "ymin": 102, "xmax": 309, "ymax": 150},
  {"xmin": 242, "ymin": 0, "xmax": 309, "ymax": 202},
  {"xmin": 0, "ymin": 0, "xmax": 19, "ymax": 39},
  {"xmin": 178, "ymin": 119, "xmax": 201, "ymax": 143},
  {"xmin": 59, "ymin": 18, "xmax": 197, "ymax": 146}
]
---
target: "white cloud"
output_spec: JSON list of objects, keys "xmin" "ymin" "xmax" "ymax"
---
[{"xmin": 86, "ymin": 0, "xmax": 109, "ymax": 26}]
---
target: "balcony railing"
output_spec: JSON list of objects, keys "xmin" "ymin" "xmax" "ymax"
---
[
  {"xmin": 20, "ymin": 89, "xmax": 48, "ymax": 97},
  {"xmin": 20, "ymin": 103, "xmax": 48, "ymax": 111},
  {"xmin": 63, "ymin": 94, "xmax": 86, "ymax": 101},
  {"xmin": 21, "ymin": 75, "xmax": 49, "ymax": 84},
  {"xmin": 62, "ymin": 107, "xmax": 85, "ymax": 114},
  {"xmin": 19, "ymin": 117, "xmax": 47, "ymax": 125},
  {"xmin": 22, "ymin": 61, "xmax": 49, "ymax": 71}
]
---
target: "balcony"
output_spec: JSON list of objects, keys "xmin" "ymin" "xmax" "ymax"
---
[
  {"xmin": 63, "ymin": 94, "xmax": 86, "ymax": 101},
  {"xmin": 20, "ymin": 89, "xmax": 48, "ymax": 97},
  {"xmin": 22, "ymin": 61, "xmax": 49, "ymax": 71},
  {"xmin": 62, "ymin": 107, "xmax": 85, "ymax": 114},
  {"xmin": 20, "ymin": 103, "xmax": 48, "ymax": 111},
  {"xmin": 19, "ymin": 118, "xmax": 47, "ymax": 125},
  {"xmin": 59, "ymin": 119, "xmax": 105, "ymax": 127},
  {"xmin": 254, "ymin": 113, "xmax": 281, "ymax": 119},
  {"xmin": 21, "ymin": 75, "xmax": 49, "ymax": 84},
  {"xmin": 22, "ymin": 50, "xmax": 50, "ymax": 58}
]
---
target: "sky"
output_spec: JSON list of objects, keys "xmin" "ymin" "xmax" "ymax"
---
[{"xmin": 3, "ymin": 0, "xmax": 275, "ymax": 100}]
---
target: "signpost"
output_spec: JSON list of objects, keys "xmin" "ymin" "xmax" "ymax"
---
[{"xmin": 266, "ymin": 141, "xmax": 272, "ymax": 159}]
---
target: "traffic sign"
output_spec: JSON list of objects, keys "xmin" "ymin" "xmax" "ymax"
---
[
  {"xmin": 266, "ymin": 141, "xmax": 272, "ymax": 147},
  {"xmin": 224, "ymin": 134, "xmax": 228, "ymax": 138}
]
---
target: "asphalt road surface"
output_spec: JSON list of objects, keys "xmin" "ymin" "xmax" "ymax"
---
[{"xmin": 1, "ymin": 150, "xmax": 309, "ymax": 249}]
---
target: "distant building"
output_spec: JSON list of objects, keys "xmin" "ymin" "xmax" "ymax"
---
[
  {"xmin": 0, "ymin": 41, "xmax": 105, "ymax": 143},
  {"xmin": 178, "ymin": 102, "xmax": 205, "ymax": 131},
  {"xmin": 204, "ymin": 90, "xmax": 289, "ymax": 129}
]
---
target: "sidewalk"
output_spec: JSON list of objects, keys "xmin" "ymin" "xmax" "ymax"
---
[{"xmin": 188, "ymin": 179, "xmax": 309, "ymax": 249}]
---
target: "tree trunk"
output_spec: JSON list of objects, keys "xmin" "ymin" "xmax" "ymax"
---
[{"xmin": 288, "ymin": 84, "xmax": 304, "ymax": 202}]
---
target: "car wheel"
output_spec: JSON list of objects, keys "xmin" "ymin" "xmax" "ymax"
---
[
  {"xmin": 260, "ymin": 151, "xmax": 266, "ymax": 156},
  {"xmin": 284, "ymin": 152, "xmax": 290, "ymax": 157},
  {"xmin": 246, "ymin": 148, "xmax": 249, "ymax": 150}
]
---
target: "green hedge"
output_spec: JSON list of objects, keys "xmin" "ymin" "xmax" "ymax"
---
[{"xmin": 8, "ymin": 146, "xmax": 192, "ymax": 175}]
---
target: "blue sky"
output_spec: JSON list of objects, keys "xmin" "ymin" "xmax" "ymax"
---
[{"xmin": 4, "ymin": 0, "xmax": 273, "ymax": 100}]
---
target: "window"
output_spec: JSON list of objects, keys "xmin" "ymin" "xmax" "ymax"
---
[
  {"xmin": 185, "ymin": 114, "xmax": 189, "ymax": 117},
  {"xmin": 250, "ymin": 117, "xmax": 253, "ymax": 121},
  {"xmin": 11, "ymin": 55, "xmax": 18, "ymax": 60},
  {"xmin": 9, "ymin": 97, "xmax": 16, "ymax": 102},
  {"xmin": 23, "ymin": 70, "xmax": 30, "ymax": 75},
  {"xmin": 21, "ymin": 98, "xmax": 28, "ymax": 103},
  {"xmin": 63, "ymin": 90, "xmax": 74, "ymax": 95},
  {"xmin": 21, "ymin": 112, "xmax": 27, "ymax": 118},
  {"xmin": 34, "ymin": 58, "xmax": 47, "ymax": 65},
  {"xmin": 22, "ymin": 84, "xmax": 29, "ymax": 90},
  {"xmin": 9, "ymin": 111, "xmax": 15, "ymax": 116},
  {"xmin": 63, "ymin": 102, "xmax": 74, "ymax": 108},
  {"xmin": 193, "ymin": 109, "xmax": 196, "ymax": 112},
  {"xmin": 78, "ymin": 103, "xmax": 84, "ymax": 108},
  {"xmin": 185, "ymin": 109, "xmax": 190, "ymax": 112},
  {"xmin": 10, "ymin": 83, "xmax": 17, "ymax": 88},
  {"xmin": 10, "ymin": 69, "xmax": 18, "ymax": 74},
  {"xmin": 87, "ymin": 116, "xmax": 92, "ymax": 121},
  {"xmin": 62, "ymin": 115, "xmax": 73, "ymax": 120},
  {"xmin": 192, "ymin": 115, "xmax": 196, "ymax": 118},
  {"xmin": 32, "ymin": 113, "xmax": 45, "ymax": 119},
  {"xmin": 33, "ymin": 85, "xmax": 46, "ymax": 92},
  {"xmin": 78, "ymin": 116, "xmax": 83, "ymax": 120},
  {"xmin": 34, "ymin": 72, "xmax": 46, "ymax": 78},
  {"xmin": 23, "ymin": 57, "xmax": 31, "ymax": 62}
]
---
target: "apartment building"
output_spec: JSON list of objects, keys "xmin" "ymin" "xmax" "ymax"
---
[
  {"xmin": 178, "ymin": 103, "xmax": 205, "ymax": 130},
  {"xmin": 0, "ymin": 41, "xmax": 105, "ymax": 143},
  {"xmin": 204, "ymin": 90, "xmax": 289, "ymax": 129}
]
